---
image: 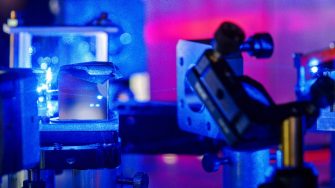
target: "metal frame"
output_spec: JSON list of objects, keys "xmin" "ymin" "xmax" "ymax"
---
[{"xmin": 3, "ymin": 25, "xmax": 118, "ymax": 68}]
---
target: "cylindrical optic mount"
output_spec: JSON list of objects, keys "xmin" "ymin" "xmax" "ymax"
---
[{"xmin": 281, "ymin": 117, "xmax": 303, "ymax": 168}]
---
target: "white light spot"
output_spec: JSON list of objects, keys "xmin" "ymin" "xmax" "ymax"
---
[
  {"xmin": 308, "ymin": 58, "xmax": 319, "ymax": 67},
  {"xmin": 97, "ymin": 95, "xmax": 103, "ymax": 100},
  {"xmin": 38, "ymin": 96, "xmax": 45, "ymax": 103},
  {"xmin": 37, "ymin": 84, "xmax": 47, "ymax": 93},
  {"xmin": 37, "ymin": 87, "xmax": 42, "ymax": 93},
  {"xmin": 162, "ymin": 154, "xmax": 178, "ymax": 165},
  {"xmin": 46, "ymin": 68, "xmax": 52, "ymax": 83},
  {"xmin": 310, "ymin": 66, "xmax": 318, "ymax": 74},
  {"xmin": 28, "ymin": 47, "xmax": 34, "ymax": 55},
  {"xmin": 40, "ymin": 62, "xmax": 48, "ymax": 70},
  {"xmin": 47, "ymin": 103, "xmax": 55, "ymax": 112},
  {"xmin": 49, "ymin": 0, "xmax": 60, "ymax": 15}
]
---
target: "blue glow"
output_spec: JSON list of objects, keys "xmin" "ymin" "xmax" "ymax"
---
[
  {"xmin": 83, "ymin": 53, "xmax": 95, "ymax": 62},
  {"xmin": 62, "ymin": 35, "xmax": 75, "ymax": 44},
  {"xmin": 44, "ymin": 57, "xmax": 51, "ymax": 64},
  {"xmin": 78, "ymin": 41, "xmax": 90, "ymax": 51},
  {"xmin": 40, "ymin": 62, "xmax": 48, "ymax": 70},
  {"xmin": 308, "ymin": 58, "xmax": 319, "ymax": 67},
  {"xmin": 310, "ymin": 66, "xmax": 319, "ymax": 74},
  {"xmin": 262, "ymin": 41, "xmax": 273, "ymax": 50},
  {"xmin": 89, "ymin": 103, "xmax": 101, "ymax": 108},
  {"xmin": 97, "ymin": 95, "xmax": 103, "ymax": 100},
  {"xmin": 59, "ymin": 0, "xmax": 146, "ymax": 76},
  {"xmin": 46, "ymin": 101, "xmax": 58, "ymax": 117},
  {"xmin": 120, "ymin": 32, "xmax": 132, "ymax": 45},
  {"xmin": 254, "ymin": 43, "xmax": 261, "ymax": 49},
  {"xmin": 242, "ymin": 82, "xmax": 270, "ymax": 106},
  {"xmin": 51, "ymin": 56, "xmax": 59, "ymax": 64}
]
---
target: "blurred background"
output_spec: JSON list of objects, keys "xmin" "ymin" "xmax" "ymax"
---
[
  {"xmin": 2, "ymin": 0, "xmax": 335, "ymax": 102},
  {"xmin": 1, "ymin": 0, "xmax": 335, "ymax": 187}
]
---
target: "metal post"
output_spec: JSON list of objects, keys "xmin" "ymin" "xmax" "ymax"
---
[
  {"xmin": 8, "ymin": 10, "xmax": 18, "ymax": 68},
  {"xmin": 222, "ymin": 148, "xmax": 270, "ymax": 188},
  {"xmin": 72, "ymin": 169, "xmax": 118, "ymax": 188},
  {"xmin": 9, "ymin": 33, "xmax": 14, "ymax": 68},
  {"xmin": 281, "ymin": 117, "xmax": 303, "ymax": 168}
]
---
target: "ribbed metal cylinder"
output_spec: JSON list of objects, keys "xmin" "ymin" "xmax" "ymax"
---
[
  {"xmin": 72, "ymin": 169, "xmax": 118, "ymax": 188},
  {"xmin": 223, "ymin": 149, "xmax": 270, "ymax": 188}
]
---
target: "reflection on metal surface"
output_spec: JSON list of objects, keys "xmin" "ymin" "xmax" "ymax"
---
[
  {"xmin": 177, "ymin": 40, "xmax": 225, "ymax": 140},
  {"xmin": 282, "ymin": 117, "xmax": 303, "ymax": 168},
  {"xmin": 223, "ymin": 149, "xmax": 270, "ymax": 188},
  {"xmin": 162, "ymin": 154, "xmax": 178, "ymax": 165}
]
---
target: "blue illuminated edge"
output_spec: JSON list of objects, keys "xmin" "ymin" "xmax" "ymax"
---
[
  {"xmin": 40, "ymin": 118, "xmax": 119, "ymax": 132},
  {"xmin": 3, "ymin": 24, "xmax": 119, "ymax": 35}
]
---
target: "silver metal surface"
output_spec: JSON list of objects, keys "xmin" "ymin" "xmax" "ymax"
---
[
  {"xmin": 177, "ymin": 40, "xmax": 224, "ymax": 139},
  {"xmin": 177, "ymin": 40, "xmax": 243, "ymax": 139},
  {"xmin": 3, "ymin": 25, "xmax": 119, "ymax": 35},
  {"xmin": 42, "ymin": 119, "xmax": 119, "ymax": 132},
  {"xmin": 316, "ymin": 107, "xmax": 335, "ymax": 131},
  {"xmin": 3, "ymin": 25, "xmax": 111, "ymax": 69},
  {"xmin": 72, "ymin": 169, "xmax": 118, "ymax": 188},
  {"xmin": 222, "ymin": 149, "xmax": 271, "ymax": 188}
]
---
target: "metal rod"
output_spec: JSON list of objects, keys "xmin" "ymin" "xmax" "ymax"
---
[
  {"xmin": 9, "ymin": 35, "xmax": 14, "ymax": 68},
  {"xmin": 281, "ymin": 116, "xmax": 303, "ymax": 168},
  {"xmin": 222, "ymin": 148, "xmax": 270, "ymax": 188},
  {"xmin": 9, "ymin": 10, "xmax": 16, "ymax": 68}
]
